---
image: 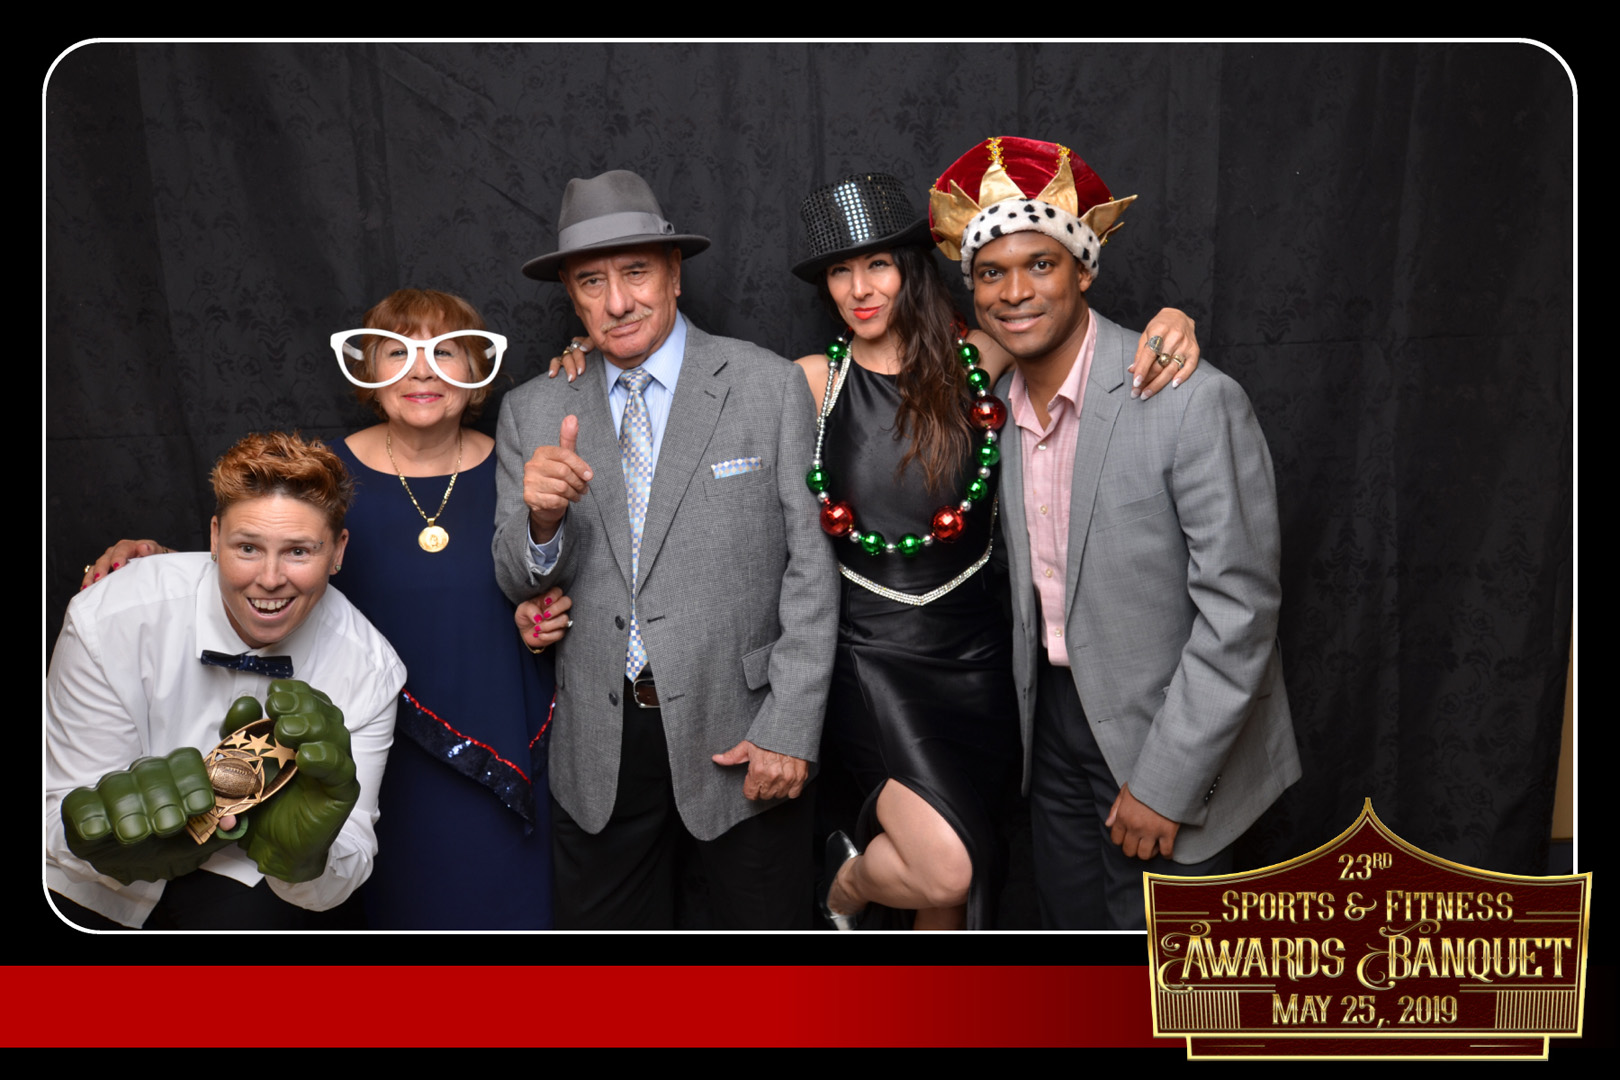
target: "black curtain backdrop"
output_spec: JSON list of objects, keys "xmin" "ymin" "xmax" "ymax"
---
[{"xmin": 44, "ymin": 42, "xmax": 1573, "ymax": 883}]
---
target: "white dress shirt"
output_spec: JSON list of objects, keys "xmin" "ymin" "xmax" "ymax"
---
[
  {"xmin": 529, "ymin": 312, "xmax": 688, "ymax": 570},
  {"xmin": 46, "ymin": 552, "xmax": 404, "ymax": 928}
]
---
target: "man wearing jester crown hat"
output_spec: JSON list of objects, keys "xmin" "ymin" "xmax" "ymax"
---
[{"xmin": 930, "ymin": 137, "xmax": 1301, "ymax": 929}]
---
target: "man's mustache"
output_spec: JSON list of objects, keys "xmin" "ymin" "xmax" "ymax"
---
[{"xmin": 600, "ymin": 306, "xmax": 655, "ymax": 333}]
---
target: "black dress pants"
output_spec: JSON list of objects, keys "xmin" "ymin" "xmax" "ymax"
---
[
  {"xmin": 551, "ymin": 683, "xmax": 812, "ymax": 929},
  {"xmin": 1030, "ymin": 655, "xmax": 1232, "ymax": 929}
]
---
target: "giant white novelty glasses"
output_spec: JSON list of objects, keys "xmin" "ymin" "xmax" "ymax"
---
[{"xmin": 330, "ymin": 329, "xmax": 507, "ymax": 390}]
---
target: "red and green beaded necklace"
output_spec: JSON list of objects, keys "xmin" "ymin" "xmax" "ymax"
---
[{"xmin": 805, "ymin": 334, "xmax": 1008, "ymax": 556}]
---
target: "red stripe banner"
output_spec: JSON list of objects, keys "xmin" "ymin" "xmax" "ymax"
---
[{"xmin": 1, "ymin": 965, "xmax": 1171, "ymax": 1047}]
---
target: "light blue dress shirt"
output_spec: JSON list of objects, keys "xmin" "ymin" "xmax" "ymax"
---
[{"xmin": 528, "ymin": 313, "xmax": 688, "ymax": 570}]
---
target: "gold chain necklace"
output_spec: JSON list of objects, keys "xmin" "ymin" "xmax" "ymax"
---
[{"xmin": 386, "ymin": 428, "xmax": 462, "ymax": 553}]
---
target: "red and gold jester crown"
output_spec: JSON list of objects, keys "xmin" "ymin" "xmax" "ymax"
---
[{"xmin": 928, "ymin": 136, "xmax": 1136, "ymax": 282}]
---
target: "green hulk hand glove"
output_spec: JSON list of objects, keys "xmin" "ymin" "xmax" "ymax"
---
[
  {"xmin": 237, "ymin": 679, "xmax": 360, "ymax": 884},
  {"xmin": 60, "ymin": 681, "xmax": 359, "ymax": 887},
  {"xmin": 62, "ymin": 747, "xmax": 236, "ymax": 885}
]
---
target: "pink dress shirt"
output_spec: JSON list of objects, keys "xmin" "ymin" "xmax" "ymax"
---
[{"xmin": 1006, "ymin": 312, "xmax": 1098, "ymax": 667}]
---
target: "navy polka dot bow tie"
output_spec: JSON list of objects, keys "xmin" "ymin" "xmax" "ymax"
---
[{"xmin": 199, "ymin": 649, "xmax": 294, "ymax": 679}]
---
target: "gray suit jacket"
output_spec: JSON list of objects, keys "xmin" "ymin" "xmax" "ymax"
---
[
  {"xmin": 493, "ymin": 321, "xmax": 838, "ymax": 841},
  {"xmin": 999, "ymin": 309, "xmax": 1301, "ymax": 863}
]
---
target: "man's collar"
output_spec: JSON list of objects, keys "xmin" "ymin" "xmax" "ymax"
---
[
  {"xmin": 1009, "ymin": 309, "xmax": 1097, "ymax": 420},
  {"xmin": 1051, "ymin": 310, "xmax": 1097, "ymax": 407}
]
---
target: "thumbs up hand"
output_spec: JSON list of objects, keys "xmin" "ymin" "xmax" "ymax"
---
[{"xmin": 525, "ymin": 415, "xmax": 594, "ymax": 543}]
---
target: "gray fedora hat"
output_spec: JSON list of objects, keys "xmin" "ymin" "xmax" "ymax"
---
[{"xmin": 522, "ymin": 169, "xmax": 711, "ymax": 282}]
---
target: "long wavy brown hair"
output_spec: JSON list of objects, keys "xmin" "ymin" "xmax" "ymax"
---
[{"xmin": 817, "ymin": 245, "xmax": 974, "ymax": 494}]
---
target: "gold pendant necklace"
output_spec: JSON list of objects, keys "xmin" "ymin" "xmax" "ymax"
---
[{"xmin": 386, "ymin": 429, "xmax": 462, "ymax": 553}]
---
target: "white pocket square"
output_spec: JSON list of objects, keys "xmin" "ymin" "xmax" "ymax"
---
[{"xmin": 710, "ymin": 456, "xmax": 764, "ymax": 479}]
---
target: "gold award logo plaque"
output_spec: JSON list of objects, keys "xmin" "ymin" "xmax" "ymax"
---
[{"xmin": 1145, "ymin": 800, "xmax": 1590, "ymax": 1060}]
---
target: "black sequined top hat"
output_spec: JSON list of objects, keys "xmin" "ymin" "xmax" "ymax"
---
[
  {"xmin": 791, "ymin": 173, "xmax": 935, "ymax": 283},
  {"xmin": 522, "ymin": 169, "xmax": 712, "ymax": 282}
]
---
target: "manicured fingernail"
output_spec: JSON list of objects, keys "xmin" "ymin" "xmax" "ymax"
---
[
  {"xmin": 111, "ymin": 563, "xmax": 119, "ymax": 570},
  {"xmin": 1133, "ymin": 374, "xmax": 1143, "ymax": 388},
  {"xmin": 1129, "ymin": 389, "xmax": 1140, "ymax": 399},
  {"xmin": 532, "ymin": 629, "xmax": 540, "ymax": 638},
  {"xmin": 93, "ymin": 572, "xmax": 100, "ymax": 580},
  {"xmin": 1173, "ymin": 378, "xmax": 1183, "ymax": 388}
]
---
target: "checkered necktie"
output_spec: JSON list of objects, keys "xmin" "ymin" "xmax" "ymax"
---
[{"xmin": 618, "ymin": 366, "xmax": 655, "ymax": 679}]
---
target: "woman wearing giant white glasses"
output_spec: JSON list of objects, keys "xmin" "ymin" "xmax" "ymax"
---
[
  {"xmin": 85, "ymin": 289, "xmax": 576, "ymax": 929},
  {"xmin": 329, "ymin": 287, "xmax": 573, "ymax": 928}
]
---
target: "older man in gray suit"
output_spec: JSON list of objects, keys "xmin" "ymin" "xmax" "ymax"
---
[
  {"xmin": 929, "ymin": 136, "xmax": 1301, "ymax": 929},
  {"xmin": 494, "ymin": 170, "xmax": 837, "ymax": 928}
]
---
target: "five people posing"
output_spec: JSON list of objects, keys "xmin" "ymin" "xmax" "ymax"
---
[{"xmin": 52, "ymin": 134, "xmax": 1297, "ymax": 931}]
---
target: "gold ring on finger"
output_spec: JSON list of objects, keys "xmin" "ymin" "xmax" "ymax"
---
[{"xmin": 1154, "ymin": 353, "xmax": 1171, "ymax": 368}]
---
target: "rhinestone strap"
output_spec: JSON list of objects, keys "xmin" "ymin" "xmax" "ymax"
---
[{"xmin": 837, "ymin": 500, "xmax": 998, "ymax": 606}]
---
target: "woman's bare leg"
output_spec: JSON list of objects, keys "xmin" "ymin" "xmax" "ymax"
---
[{"xmin": 827, "ymin": 780, "xmax": 973, "ymax": 930}]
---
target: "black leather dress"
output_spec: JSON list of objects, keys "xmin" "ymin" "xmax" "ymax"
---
[{"xmin": 818, "ymin": 359, "xmax": 1022, "ymax": 929}]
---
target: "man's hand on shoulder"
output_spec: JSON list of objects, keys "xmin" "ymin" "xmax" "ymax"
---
[
  {"xmin": 712, "ymin": 740, "xmax": 809, "ymax": 801},
  {"xmin": 1107, "ymin": 782, "xmax": 1181, "ymax": 860},
  {"xmin": 525, "ymin": 415, "xmax": 594, "ymax": 543}
]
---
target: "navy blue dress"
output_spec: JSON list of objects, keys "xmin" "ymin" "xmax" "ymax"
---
[{"xmin": 332, "ymin": 439, "xmax": 555, "ymax": 929}]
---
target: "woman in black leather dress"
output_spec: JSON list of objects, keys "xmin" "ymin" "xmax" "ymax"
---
[{"xmin": 793, "ymin": 174, "xmax": 1199, "ymax": 929}]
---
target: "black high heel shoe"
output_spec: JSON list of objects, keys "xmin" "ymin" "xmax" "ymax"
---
[{"xmin": 819, "ymin": 830, "xmax": 862, "ymax": 931}]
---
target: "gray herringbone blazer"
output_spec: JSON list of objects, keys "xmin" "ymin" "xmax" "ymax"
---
[
  {"xmin": 999, "ymin": 310, "xmax": 1301, "ymax": 863},
  {"xmin": 493, "ymin": 321, "xmax": 838, "ymax": 841}
]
